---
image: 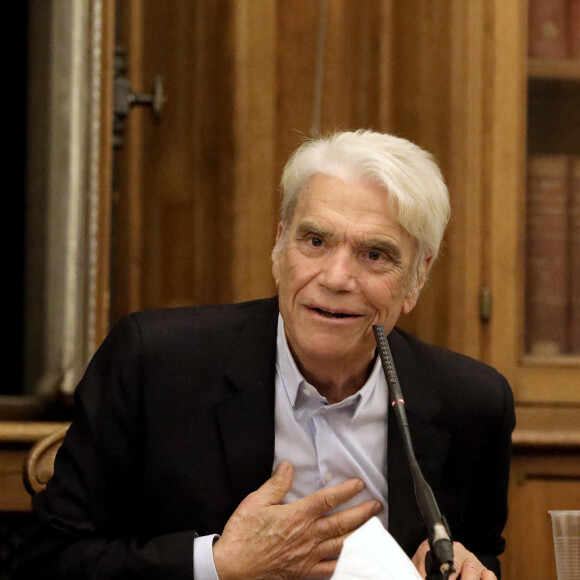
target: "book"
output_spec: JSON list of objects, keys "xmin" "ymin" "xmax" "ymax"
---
[
  {"xmin": 571, "ymin": 0, "xmax": 580, "ymax": 59},
  {"xmin": 525, "ymin": 155, "xmax": 570, "ymax": 355},
  {"xmin": 528, "ymin": 0, "xmax": 568, "ymax": 58},
  {"xmin": 570, "ymin": 157, "xmax": 580, "ymax": 352}
]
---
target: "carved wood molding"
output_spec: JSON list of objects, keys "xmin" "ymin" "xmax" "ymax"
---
[
  {"xmin": 0, "ymin": 422, "xmax": 71, "ymax": 444},
  {"xmin": 512, "ymin": 405, "xmax": 580, "ymax": 450},
  {"xmin": 22, "ymin": 425, "xmax": 70, "ymax": 495},
  {"xmin": 513, "ymin": 429, "xmax": 580, "ymax": 449}
]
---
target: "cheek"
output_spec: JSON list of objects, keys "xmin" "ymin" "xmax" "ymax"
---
[
  {"xmin": 280, "ymin": 250, "xmax": 318, "ymax": 286},
  {"xmin": 363, "ymin": 277, "xmax": 407, "ymax": 313}
]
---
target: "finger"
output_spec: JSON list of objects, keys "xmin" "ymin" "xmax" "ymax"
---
[
  {"xmin": 451, "ymin": 558, "xmax": 489, "ymax": 580},
  {"xmin": 307, "ymin": 558, "xmax": 340, "ymax": 580},
  {"xmin": 315, "ymin": 499, "xmax": 383, "ymax": 541},
  {"xmin": 317, "ymin": 521, "xmax": 384, "ymax": 563},
  {"xmin": 314, "ymin": 530, "xmax": 355, "ymax": 562},
  {"xmin": 243, "ymin": 461, "xmax": 294, "ymax": 508},
  {"xmin": 294, "ymin": 477, "xmax": 366, "ymax": 518}
]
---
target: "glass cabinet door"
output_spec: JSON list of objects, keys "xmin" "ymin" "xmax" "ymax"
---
[{"xmin": 524, "ymin": 0, "xmax": 580, "ymax": 359}]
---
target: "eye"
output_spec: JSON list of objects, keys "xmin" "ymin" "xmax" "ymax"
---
[
  {"xmin": 298, "ymin": 233, "xmax": 326, "ymax": 254},
  {"xmin": 364, "ymin": 248, "xmax": 387, "ymax": 262}
]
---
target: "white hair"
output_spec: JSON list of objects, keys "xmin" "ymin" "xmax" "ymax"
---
[{"xmin": 279, "ymin": 130, "xmax": 451, "ymax": 284}]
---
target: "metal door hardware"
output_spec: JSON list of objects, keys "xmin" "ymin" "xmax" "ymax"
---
[
  {"xmin": 113, "ymin": 45, "xmax": 166, "ymax": 149},
  {"xmin": 115, "ymin": 74, "xmax": 165, "ymax": 120},
  {"xmin": 479, "ymin": 287, "xmax": 492, "ymax": 322}
]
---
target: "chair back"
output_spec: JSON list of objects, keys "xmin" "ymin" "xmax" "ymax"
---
[{"xmin": 23, "ymin": 425, "xmax": 69, "ymax": 495}]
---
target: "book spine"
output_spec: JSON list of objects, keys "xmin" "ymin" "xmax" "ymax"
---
[
  {"xmin": 525, "ymin": 155, "xmax": 570, "ymax": 355},
  {"xmin": 570, "ymin": 157, "xmax": 580, "ymax": 352},
  {"xmin": 528, "ymin": 0, "xmax": 568, "ymax": 58},
  {"xmin": 571, "ymin": 0, "xmax": 580, "ymax": 59}
]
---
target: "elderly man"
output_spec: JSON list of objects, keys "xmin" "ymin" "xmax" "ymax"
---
[{"xmin": 17, "ymin": 131, "xmax": 514, "ymax": 580}]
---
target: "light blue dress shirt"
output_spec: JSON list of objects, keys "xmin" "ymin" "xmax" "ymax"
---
[
  {"xmin": 274, "ymin": 314, "xmax": 389, "ymax": 520},
  {"xmin": 193, "ymin": 314, "xmax": 389, "ymax": 579}
]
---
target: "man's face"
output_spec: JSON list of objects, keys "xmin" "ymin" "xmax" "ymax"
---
[{"xmin": 272, "ymin": 174, "xmax": 428, "ymax": 370}]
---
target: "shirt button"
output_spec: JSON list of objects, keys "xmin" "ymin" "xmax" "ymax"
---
[{"xmin": 324, "ymin": 472, "xmax": 333, "ymax": 483}]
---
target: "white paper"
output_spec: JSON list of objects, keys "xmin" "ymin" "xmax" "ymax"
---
[{"xmin": 331, "ymin": 516, "xmax": 423, "ymax": 580}]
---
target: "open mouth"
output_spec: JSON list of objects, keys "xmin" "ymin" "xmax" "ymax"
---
[{"xmin": 311, "ymin": 307, "xmax": 359, "ymax": 319}]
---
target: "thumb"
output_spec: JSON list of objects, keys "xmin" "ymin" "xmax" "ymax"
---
[{"xmin": 247, "ymin": 461, "xmax": 294, "ymax": 508}]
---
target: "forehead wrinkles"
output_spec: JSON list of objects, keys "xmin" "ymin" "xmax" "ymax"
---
[
  {"xmin": 299, "ymin": 175, "xmax": 395, "ymax": 221},
  {"xmin": 288, "ymin": 175, "xmax": 416, "ymax": 259},
  {"xmin": 295, "ymin": 188, "xmax": 394, "ymax": 232}
]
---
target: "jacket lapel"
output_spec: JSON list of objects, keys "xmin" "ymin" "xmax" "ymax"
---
[{"xmin": 215, "ymin": 298, "xmax": 279, "ymax": 505}]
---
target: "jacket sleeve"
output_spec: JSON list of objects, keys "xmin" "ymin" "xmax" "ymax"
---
[
  {"xmin": 462, "ymin": 374, "xmax": 516, "ymax": 578},
  {"xmin": 15, "ymin": 314, "xmax": 198, "ymax": 580}
]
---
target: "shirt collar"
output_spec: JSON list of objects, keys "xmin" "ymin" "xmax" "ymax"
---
[{"xmin": 275, "ymin": 313, "xmax": 383, "ymax": 417}]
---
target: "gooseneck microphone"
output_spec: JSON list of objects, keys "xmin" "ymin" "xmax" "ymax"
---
[{"xmin": 373, "ymin": 324, "xmax": 455, "ymax": 579}]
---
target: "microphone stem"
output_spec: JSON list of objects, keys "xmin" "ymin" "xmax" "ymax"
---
[{"xmin": 372, "ymin": 324, "xmax": 455, "ymax": 576}]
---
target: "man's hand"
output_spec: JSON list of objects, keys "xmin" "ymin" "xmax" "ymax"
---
[
  {"xmin": 411, "ymin": 539, "xmax": 497, "ymax": 580},
  {"xmin": 212, "ymin": 461, "xmax": 382, "ymax": 580}
]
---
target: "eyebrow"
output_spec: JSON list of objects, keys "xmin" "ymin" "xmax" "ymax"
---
[
  {"xmin": 365, "ymin": 239, "xmax": 402, "ymax": 262},
  {"xmin": 295, "ymin": 220, "xmax": 334, "ymax": 241},
  {"xmin": 295, "ymin": 219, "xmax": 403, "ymax": 262}
]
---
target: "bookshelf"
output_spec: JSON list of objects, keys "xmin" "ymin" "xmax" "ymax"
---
[{"xmin": 524, "ymin": 1, "xmax": 580, "ymax": 369}]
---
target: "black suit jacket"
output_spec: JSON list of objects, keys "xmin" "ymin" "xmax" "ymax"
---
[{"xmin": 16, "ymin": 297, "xmax": 515, "ymax": 579}]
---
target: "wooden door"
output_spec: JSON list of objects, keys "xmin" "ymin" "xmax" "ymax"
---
[{"xmin": 111, "ymin": 0, "xmax": 279, "ymax": 325}]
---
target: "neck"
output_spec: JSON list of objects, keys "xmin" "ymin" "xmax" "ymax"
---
[{"xmin": 295, "ymin": 351, "xmax": 376, "ymax": 403}]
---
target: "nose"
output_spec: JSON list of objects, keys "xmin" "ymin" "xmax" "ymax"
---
[{"xmin": 318, "ymin": 247, "xmax": 356, "ymax": 292}]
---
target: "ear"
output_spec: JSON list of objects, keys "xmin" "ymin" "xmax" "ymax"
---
[
  {"xmin": 275, "ymin": 220, "xmax": 285, "ymax": 245},
  {"xmin": 402, "ymin": 253, "xmax": 433, "ymax": 314},
  {"xmin": 271, "ymin": 221, "xmax": 286, "ymax": 287}
]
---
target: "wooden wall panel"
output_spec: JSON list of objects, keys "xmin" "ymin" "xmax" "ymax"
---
[
  {"xmin": 276, "ymin": 0, "xmax": 392, "ymax": 170},
  {"xmin": 387, "ymin": 0, "xmax": 453, "ymax": 347},
  {"xmin": 501, "ymin": 452, "xmax": 580, "ymax": 580},
  {"xmin": 484, "ymin": 0, "xmax": 528, "ymax": 385},
  {"xmin": 230, "ymin": 0, "xmax": 278, "ymax": 303},
  {"xmin": 146, "ymin": 1, "xmax": 236, "ymax": 309},
  {"xmin": 445, "ymin": 0, "xmax": 489, "ymax": 360},
  {"xmin": 275, "ymin": 0, "xmax": 318, "ymax": 174}
]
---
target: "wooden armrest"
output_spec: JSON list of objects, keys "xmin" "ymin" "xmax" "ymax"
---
[{"xmin": 23, "ymin": 424, "xmax": 70, "ymax": 495}]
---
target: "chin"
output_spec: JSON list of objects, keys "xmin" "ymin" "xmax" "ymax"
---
[{"xmin": 305, "ymin": 337, "xmax": 360, "ymax": 361}]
